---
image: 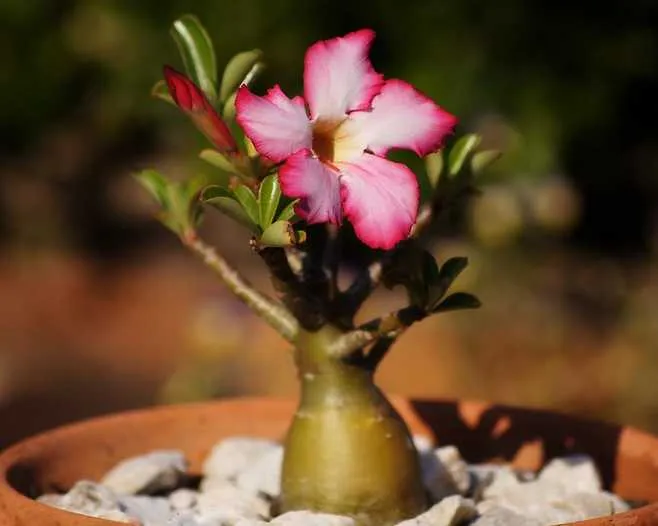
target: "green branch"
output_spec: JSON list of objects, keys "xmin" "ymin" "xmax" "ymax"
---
[
  {"xmin": 336, "ymin": 257, "xmax": 388, "ymax": 323},
  {"xmin": 183, "ymin": 234, "xmax": 299, "ymax": 343},
  {"xmin": 411, "ymin": 205, "xmax": 433, "ymax": 238},
  {"xmin": 322, "ymin": 224, "xmax": 341, "ymax": 300},
  {"xmin": 337, "ymin": 204, "xmax": 439, "ymax": 322},
  {"xmin": 328, "ymin": 305, "xmax": 426, "ymax": 359},
  {"xmin": 363, "ymin": 337, "xmax": 396, "ymax": 371},
  {"xmin": 256, "ymin": 245, "xmax": 327, "ymax": 330}
]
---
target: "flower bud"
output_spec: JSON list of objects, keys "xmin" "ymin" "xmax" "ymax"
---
[{"xmin": 164, "ymin": 66, "xmax": 237, "ymax": 152}]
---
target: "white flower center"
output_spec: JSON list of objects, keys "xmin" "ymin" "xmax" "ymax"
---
[{"xmin": 311, "ymin": 118, "xmax": 363, "ymax": 165}]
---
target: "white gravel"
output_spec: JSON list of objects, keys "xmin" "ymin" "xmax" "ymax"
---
[{"xmin": 37, "ymin": 436, "xmax": 631, "ymax": 526}]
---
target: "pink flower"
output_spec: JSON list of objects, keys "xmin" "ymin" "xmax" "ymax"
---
[
  {"xmin": 164, "ymin": 66, "xmax": 237, "ymax": 152},
  {"xmin": 236, "ymin": 30, "xmax": 457, "ymax": 249}
]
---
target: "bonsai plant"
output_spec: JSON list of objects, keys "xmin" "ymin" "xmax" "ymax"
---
[
  {"xmin": 139, "ymin": 15, "xmax": 498, "ymax": 526},
  {"xmin": 3, "ymin": 14, "xmax": 658, "ymax": 526}
]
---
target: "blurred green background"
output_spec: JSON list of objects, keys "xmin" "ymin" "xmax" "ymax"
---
[{"xmin": 1, "ymin": 0, "xmax": 658, "ymax": 447}]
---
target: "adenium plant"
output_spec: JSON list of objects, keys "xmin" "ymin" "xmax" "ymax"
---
[{"xmin": 140, "ymin": 15, "xmax": 498, "ymax": 526}]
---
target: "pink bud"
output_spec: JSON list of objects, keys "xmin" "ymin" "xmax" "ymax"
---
[{"xmin": 163, "ymin": 66, "xmax": 237, "ymax": 152}]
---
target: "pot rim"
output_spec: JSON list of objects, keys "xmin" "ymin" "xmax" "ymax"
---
[{"xmin": 0, "ymin": 396, "xmax": 657, "ymax": 526}]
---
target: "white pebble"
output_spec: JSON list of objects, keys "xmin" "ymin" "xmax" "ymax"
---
[
  {"xmin": 168, "ymin": 511, "xmax": 204, "ymax": 525},
  {"xmin": 93, "ymin": 509, "xmax": 139, "ymax": 523},
  {"xmin": 203, "ymin": 438, "xmax": 278, "ymax": 481},
  {"xmin": 480, "ymin": 479, "xmax": 569, "ymax": 517},
  {"xmin": 36, "ymin": 440, "xmax": 631, "ymax": 526},
  {"xmin": 538, "ymin": 455, "xmax": 601, "ymax": 493},
  {"xmin": 270, "ymin": 510, "xmax": 356, "ymax": 525},
  {"xmin": 56, "ymin": 480, "xmax": 120, "ymax": 510},
  {"xmin": 395, "ymin": 495, "xmax": 476, "ymax": 526},
  {"xmin": 545, "ymin": 491, "xmax": 629, "ymax": 522},
  {"xmin": 467, "ymin": 464, "xmax": 509, "ymax": 499},
  {"xmin": 170, "ymin": 488, "xmax": 198, "ymax": 510},
  {"xmin": 37, "ymin": 494, "xmax": 64, "ymax": 506},
  {"xmin": 421, "ymin": 446, "xmax": 471, "ymax": 500},
  {"xmin": 478, "ymin": 498, "xmax": 580, "ymax": 525},
  {"xmin": 235, "ymin": 445, "xmax": 284, "ymax": 497},
  {"xmin": 38, "ymin": 481, "xmax": 136, "ymax": 523},
  {"xmin": 196, "ymin": 482, "xmax": 271, "ymax": 523},
  {"xmin": 413, "ymin": 435, "xmax": 436, "ymax": 454},
  {"xmin": 101, "ymin": 450, "xmax": 188, "ymax": 495},
  {"xmin": 478, "ymin": 478, "xmax": 628, "ymax": 524},
  {"xmin": 471, "ymin": 506, "xmax": 542, "ymax": 526},
  {"xmin": 120, "ymin": 495, "xmax": 173, "ymax": 525},
  {"xmin": 481, "ymin": 467, "xmax": 521, "ymax": 499}
]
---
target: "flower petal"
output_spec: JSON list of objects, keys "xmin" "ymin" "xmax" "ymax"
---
[
  {"xmin": 338, "ymin": 153, "xmax": 418, "ymax": 249},
  {"xmin": 304, "ymin": 29, "xmax": 384, "ymax": 120},
  {"xmin": 164, "ymin": 66, "xmax": 237, "ymax": 152},
  {"xmin": 235, "ymin": 85, "xmax": 312, "ymax": 163},
  {"xmin": 279, "ymin": 150, "xmax": 342, "ymax": 224},
  {"xmin": 344, "ymin": 79, "xmax": 457, "ymax": 157}
]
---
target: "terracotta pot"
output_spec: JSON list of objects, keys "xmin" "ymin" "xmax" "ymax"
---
[{"xmin": 0, "ymin": 396, "xmax": 657, "ymax": 525}]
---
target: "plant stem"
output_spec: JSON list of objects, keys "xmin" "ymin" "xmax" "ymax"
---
[
  {"xmin": 182, "ymin": 233, "xmax": 299, "ymax": 342},
  {"xmin": 329, "ymin": 306, "xmax": 426, "ymax": 359},
  {"xmin": 341, "ymin": 201, "xmax": 437, "ymax": 315},
  {"xmin": 327, "ymin": 330, "xmax": 376, "ymax": 358},
  {"xmin": 411, "ymin": 205, "xmax": 433, "ymax": 238},
  {"xmin": 323, "ymin": 224, "xmax": 341, "ymax": 300},
  {"xmin": 337, "ymin": 257, "xmax": 388, "ymax": 322},
  {"xmin": 256, "ymin": 245, "xmax": 328, "ymax": 330},
  {"xmin": 363, "ymin": 337, "xmax": 396, "ymax": 370}
]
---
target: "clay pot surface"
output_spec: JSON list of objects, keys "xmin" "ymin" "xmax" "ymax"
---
[{"xmin": 0, "ymin": 396, "xmax": 658, "ymax": 525}]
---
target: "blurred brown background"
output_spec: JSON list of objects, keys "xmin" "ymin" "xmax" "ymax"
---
[{"xmin": 1, "ymin": 0, "xmax": 658, "ymax": 448}]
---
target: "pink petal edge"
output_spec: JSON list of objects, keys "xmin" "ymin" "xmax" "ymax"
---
[
  {"xmin": 344, "ymin": 79, "xmax": 457, "ymax": 157},
  {"xmin": 304, "ymin": 29, "xmax": 384, "ymax": 120},
  {"xmin": 235, "ymin": 85, "xmax": 312, "ymax": 163},
  {"xmin": 338, "ymin": 153, "xmax": 419, "ymax": 249},
  {"xmin": 279, "ymin": 150, "xmax": 343, "ymax": 224}
]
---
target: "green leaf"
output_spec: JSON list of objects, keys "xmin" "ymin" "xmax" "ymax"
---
[
  {"xmin": 200, "ymin": 149, "xmax": 256, "ymax": 187},
  {"xmin": 199, "ymin": 149, "xmax": 240, "ymax": 175},
  {"xmin": 242, "ymin": 62, "xmax": 265, "ymax": 87},
  {"xmin": 151, "ymin": 80, "xmax": 174, "ymax": 105},
  {"xmin": 259, "ymin": 220, "xmax": 298, "ymax": 247},
  {"xmin": 438, "ymin": 256, "xmax": 469, "ymax": 286},
  {"xmin": 219, "ymin": 49, "xmax": 263, "ymax": 102},
  {"xmin": 425, "ymin": 151, "xmax": 443, "ymax": 188},
  {"xmin": 134, "ymin": 169, "xmax": 168, "ymax": 206},
  {"xmin": 448, "ymin": 134, "xmax": 481, "ymax": 176},
  {"xmin": 135, "ymin": 170, "xmax": 206, "ymax": 236},
  {"xmin": 471, "ymin": 150, "xmax": 501, "ymax": 174},
  {"xmin": 187, "ymin": 188, "xmax": 205, "ymax": 229},
  {"xmin": 381, "ymin": 244, "xmax": 439, "ymax": 308},
  {"xmin": 429, "ymin": 256, "xmax": 469, "ymax": 307},
  {"xmin": 244, "ymin": 136, "xmax": 259, "ymax": 158},
  {"xmin": 277, "ymin": 199, "xmax": 299, "ymax": 222},
  {"xmin": 258, "ymin": 174, "xmax": 281, "ymax": 229},
  {"xmin": 401, "ymin": 250, "xmax": 439, "ymax": 308},
  {"xmin": 232, "ymin": 184, "xmax": 260, "ymax": 226},
  {"xmin": 433, "ymin": 292, "xmax": 481, "ymax": 313},
  {"xmin": 161, "ymin": 176, "xmax": 205, "ymax": 235},
  {"xmin": 202, "ymin": 185, "xmax": 259, "ymax": 232},
  {"xmin": 222, "ymin": 92, "xmax": 237, "ymax": 121},
  {"xmin": 421, "ymin": 251, "xmax": 441, "ymax": 283},
  {"xmin": 170, "ymin": 15, "xmax": 217, "ymax": 101},
  {"xmin": 201, "ymin": 185, "xmax": 230, "ymax": 200}
]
